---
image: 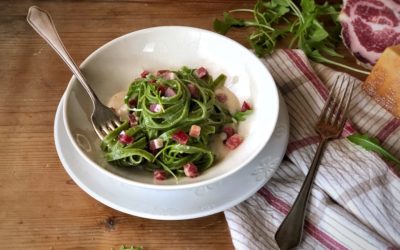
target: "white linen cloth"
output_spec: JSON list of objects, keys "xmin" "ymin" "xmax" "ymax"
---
[{"xmin": 225, "ymin": 49, "xmax": 400, "ymax": 250}]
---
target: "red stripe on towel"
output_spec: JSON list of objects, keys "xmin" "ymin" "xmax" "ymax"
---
[
  {"xmin": 284, "ymin": 50, "xmax": 328, "ymax": 99},
  {"xmin": 285, "ymin": 50, "xmax": 356, "ymax": 136},
  {"xmin": 258, "ymin": 187, "xmax": 290, "ymax": 214},
  {"xmin": 286, "ymin": 136, "xmax": 320, "ymax": 154},
  {"xmin": 343, "ymin": 122, "xmax": 356, "ymax": 136},
  {"xmin": 376, "ymin": 118, "xmax": 400, "ymax": 142},
  {"xmin": 305, "ymin": 221, "xmax": 348, "ymax": 250},
  {"xmin": 258, "ymin": 187, "xmax": 348, "ymax": 250}
]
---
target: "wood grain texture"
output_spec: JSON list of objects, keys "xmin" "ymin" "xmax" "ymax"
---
[{"xmin": 0, "ymin": 0, "xmax": 365, "ymax": 249}]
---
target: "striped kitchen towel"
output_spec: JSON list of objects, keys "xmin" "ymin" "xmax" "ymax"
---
[{"xmin": 225, "ymin": 49, "xmax": 400, "ymax": 250}]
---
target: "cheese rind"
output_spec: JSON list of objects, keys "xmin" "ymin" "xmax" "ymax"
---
[{"xmin": 363, "ymin": 45, "xmax": 400, "ymax": 118}]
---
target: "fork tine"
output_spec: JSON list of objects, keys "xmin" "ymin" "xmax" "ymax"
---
[
  {"xmin": 318, "ymin": 76, "xmax": 338, "ymax": 124},
  {"xmin": 113, "ymin": 120, "xmax": 121, "ymax": 127},
  {"xmin": 332, "ymin": 75, "xmax": 348, "ymax": 127},
  {"xmin": 107, "ymin": 121, "xmax": 116, "ymax": 131},
  {"xmin": 326, "ymin": 76, "xmax": 346, "ymax": 125},
  {"xmin": 94, "ymin": 126, "xmax": 105, "ymax": 140},
  {"xmin": 338, "ymin": 78, "xmax": 355, "ymax": 129},
  {"xmin": 319, "ymin": 75, "xmax": 344, "ymax": 124},
  {"xmin": 101, "ymin": 125, "xmax": 110, "ymax": 135}
]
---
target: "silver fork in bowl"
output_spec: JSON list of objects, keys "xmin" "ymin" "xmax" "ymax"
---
[
  {"xmin": 275, "ymin": 75, "xmax": 355, "ymax": 250},
  {"xmin": 27, "ymin": 6, "xmax": 120, "ymax": 139}
]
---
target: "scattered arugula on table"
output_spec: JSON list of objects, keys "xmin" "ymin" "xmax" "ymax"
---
[
  {"xmin": 118, "ymin": 245, "xmax": 143, "ymax": 250},
  {"xmin": 213, "ymin": 0, "xmax": 370, "ymax": 75},
  {"xmin": 347, "ymin": 134, "xmax": 400, "ymax": 170}
]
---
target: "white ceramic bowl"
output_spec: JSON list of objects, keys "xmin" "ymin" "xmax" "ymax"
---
[{"xmin": 63, "ymin": 26, "xmax": 279, "ymax": 189}]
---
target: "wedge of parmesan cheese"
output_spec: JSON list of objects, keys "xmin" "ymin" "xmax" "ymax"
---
[{"xmin": 363, "ymin": 45, "xmax": 400, "ymax": 118}]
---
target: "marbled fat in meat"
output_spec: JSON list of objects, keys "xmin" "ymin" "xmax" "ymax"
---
[{"xmin": 339, "ymin": 0, "xmax": 400, "ymax": 69}]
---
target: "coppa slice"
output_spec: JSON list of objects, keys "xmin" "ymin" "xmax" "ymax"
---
[{"xmin": 339, "ymin": 0, "xmax": 400, "ymax": 69}]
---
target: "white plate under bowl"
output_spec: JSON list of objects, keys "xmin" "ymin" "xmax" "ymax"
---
[
  {"xmin": 62, "ymin": 26, "xmax": 279, "ymax": 188},
  {"xmin": 55, "ymin": 94, "xmax": 288, "ymax": 220}
]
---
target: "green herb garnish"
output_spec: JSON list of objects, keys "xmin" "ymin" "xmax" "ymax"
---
[
  {"xmin": 118, "ymin": 245, "xmax": 143, "ymax": 250},
  {"xmin": 233, "ymin": 110, "xmax": 253, "ymax": 122},
  {"xmin": 347, "ymin": 134, "xmax": 400, "ymax": 169},
  {"xmin": 213, "ymin": 12, "xmax": 246, "ymax": 35},
  {"xmin": 213, "ymin": 0, "xmax": 370, "ymax": 75}
]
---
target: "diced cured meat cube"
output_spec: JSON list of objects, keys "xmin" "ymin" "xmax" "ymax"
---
[
  {"xmin": 149, "ymin": 138, "xmax": 164, "ymax": 150},
  {"xmin": 128, "ymin": 113, "xmax": 138, "ymax": 127},
  {"xmin": 157, "ymin": 70, "xmax": 175, "ymax": 80},
  {"xmin": 164, "ymin": 87, "xmax": 176, "ymax": 97},
  {"xmin": 223, "ymin": 127, "xmax": 235, "ymax": 138},
  {"xmin": 128, "ymin": 98, "xmax": 137, "ymax": 108},
  {"xmin": 118, "ymin": 131, "xmax": 134, "ymax": 145},
  {"xmin": 156, "ymin": 70, "xmax": 168, "ymax": 76},
  {"xmin": 183, "ymin": 163, "xmax": 199, "ymax": 178},
  {"xmin": 157, "ymin": 84, "xmax": 167, "ymax": 95},
  {"xmin": 172, "ymin": 130, "xmax": 189, "ymax": 145},
  {"xmin": 189, "ymin": 125, "xmax": 201, "ymax": 138},
  {"xmin": 188, "ymin": 83, "xmax": 199, "ymax": 98},
  {"xmin": 195, "ymin": 67, "xmax": 208, "ymax": 78},
  {"xmin": 149, "ymin": 103, "xmax": 162, "ymax": 113},
  {"xmin": 154, "ymin": 169, "xmax": 167, "ymax": 180},
  {"xmin": 163, "ymin": 72, "xmax": 175, "ymax": 80},
  {"xmin": 140, "ymin": 70, "xmax": 149, "ymax": 78},
  {"xmin": 241, "ymin": 101, "xmax": 252, "ymax": 112},
  {"xmin": 225, "ymin": 134, "xmax": 243, "ymax": 150},
  {"xmin": 216, "ymin": 93, "xmax": 227, "ymax": 103}
]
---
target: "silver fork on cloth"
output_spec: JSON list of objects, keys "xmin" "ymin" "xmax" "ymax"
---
[
  {"xmin": 275, "ymin": 75, "xmax": 355, "ymax": 250},
  {"xmin": 27, "ymin": 6, "xmax": 121, "ymax": 139}
]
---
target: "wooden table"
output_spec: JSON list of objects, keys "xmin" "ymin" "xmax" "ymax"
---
[{"xmin": 0, "ymin": 1, "xmax": 364, "ymax": 249}]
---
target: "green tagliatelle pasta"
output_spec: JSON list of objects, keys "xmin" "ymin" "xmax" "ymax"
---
[{"xmin": 100, "ymin": 66, "xmax": 236, "ymax": 179}]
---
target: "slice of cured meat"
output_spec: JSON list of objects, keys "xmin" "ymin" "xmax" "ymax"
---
[{"xmin": 339, "ymin": 0, "xmax": 400, "ymax": 69}]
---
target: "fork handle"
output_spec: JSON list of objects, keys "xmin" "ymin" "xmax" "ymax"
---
[
  {"xmin": 275, "ymin": 138, "xmax": 327, "ymax": 250},
  {"xmin": 27, "ymin": 6, "xmax": 99, "ymax": 104}
]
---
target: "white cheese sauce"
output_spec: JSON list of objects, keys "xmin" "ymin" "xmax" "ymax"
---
[
  {"xmin": 215, "ymin": 86, "xmax": 241, "ymax": 115},
  {"xmin": 107, "ymin": 91, "xmax": 129, "ymax": 121},
  {"xmin": 211, "ymin": 86, "xmax": 241, "ymax": 161}
]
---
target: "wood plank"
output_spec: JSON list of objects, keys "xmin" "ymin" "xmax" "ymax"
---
[
  {"xmin": 0, "ymin": 0, "xmax": 368, "ymax": 249},
  {"xmin": 0, "ymin": 0, "xmax": 248, "ymax": 249}
]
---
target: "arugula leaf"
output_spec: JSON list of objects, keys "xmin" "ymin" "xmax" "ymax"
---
[
  {"xmin": 213, "ymin": 12, "xmax": 245, "ymax": 35},
  {"xmin": 309, "ymin": 20, "xmax": 328, "ymax": 42},
  {"xmin": 310, "ymin": 50, "xmax": 371, "ymax": 75},
  {"xmin": 300, "ymin": 0, "xmax": 315, "ymax": 14},
  {"xmin": 119, "ymin": 245, "xmax": 143, "ymax": 250},
  {"xmin": 213, "ymin": 0, "xmax": 370, "ymax": 75},
  {"xmin": 321, "ymin": 45, "xmax": 343, "ymax": 58},
  {"xmin": 212, "ymin": 74, "xmax": 227, "ymax": 89},
  {"xmin": 233, "ymin": 110, "xmax": 253, "ymax": 122},
  {"xmin": 347, "ymin": 134, "xmax": 400, "ymax": 168},
  {"xmin": 261, "ymin": 0, "xmax": 290, "ymax": 23}
]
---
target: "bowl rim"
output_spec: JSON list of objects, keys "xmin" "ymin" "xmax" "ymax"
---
[{"xmin": 62, "ymin": 25, "xmax": 280, "ymax": 190}]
